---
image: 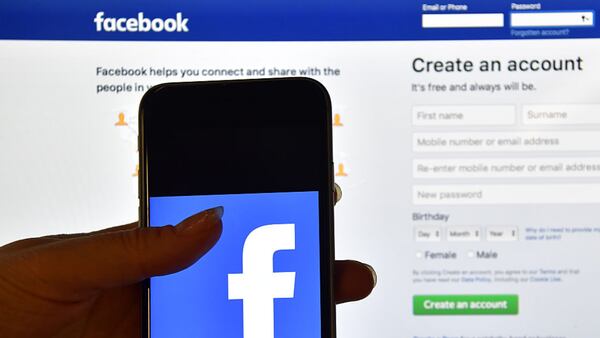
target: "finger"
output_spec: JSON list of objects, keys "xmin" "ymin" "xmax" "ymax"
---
[
  {"xmin": 334, "ymin": 260, "xmax": 376, "ymax": 304},
  {"xmin": 0, "ymin": 223, "xmax": 138, "ymax": 253},
  {"xmin": 11, "ymin": 207, "xmax": 223, "ymax": 300},
  {"xmin": 334, "ymin": 183, "xmax": 342, "ymax": 206}
]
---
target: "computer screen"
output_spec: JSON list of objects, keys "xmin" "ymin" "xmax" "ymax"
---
[{"xmin": 1, "ymin": 0, "xmax": 600, "ymax": 337}]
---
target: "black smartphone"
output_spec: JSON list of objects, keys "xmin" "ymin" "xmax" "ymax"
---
[{"xmin": 139, "ymin": 78, "xmax": 335, "ymax": 338}]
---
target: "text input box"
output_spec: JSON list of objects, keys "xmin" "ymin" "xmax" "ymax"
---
[
  {"xmin": 413, "ymin": 131, "xmax": 600, "ymax": 152},
  {"xmin": 523, "ymin": 104, "xmax": 600, "ymax": 125},
  {"xmin": 414, "ymin": 158, "xmax": 600, "ymax": 178},
  {"xmin": 511, "ymin": 11, "xmax": 594, "ymax": 28},
  {"xmin": 413, "ymin": 105, "xmax": 515, "ymax": 126},
  {"xmin": 413, "ymin": 184, "xmax": 600, "ymax": 205},
  {"xmin": 422, "ymin": 13, "xmax": 505, "ymax": 28}
]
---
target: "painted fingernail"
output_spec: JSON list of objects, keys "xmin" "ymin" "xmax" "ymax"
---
[
  {"xmin": 176, "ymin": 206, "xmax": 224, "ymax": 235},
  {"xmin": 365, "ymin": 263, "xmax": 377, "ymax": 288}
]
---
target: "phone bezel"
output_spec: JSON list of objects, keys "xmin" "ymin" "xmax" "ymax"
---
[{"xmin": 138, "ymin": 78, "xmax": 335, "ymax": 338}]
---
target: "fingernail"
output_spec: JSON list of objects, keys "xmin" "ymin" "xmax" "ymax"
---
[
  {"xmin": 334, "ymin": 183, "xmax": 342, "ymax": 204},
  {"xmin": 176, "ymin": 206, "xmax": 224, "ymax": 235},
  {"xmin": 365, "ymin": 263, "xmax": 377, "ymax": 288}
]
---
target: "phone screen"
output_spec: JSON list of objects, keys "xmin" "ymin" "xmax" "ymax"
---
[
  {"xmin": 139, "ymin": 79, "xmax": 334, "ymax": 338},
  {"xmin": 149, "ymin": 191, "xmax": 321, "ymax": 337}
]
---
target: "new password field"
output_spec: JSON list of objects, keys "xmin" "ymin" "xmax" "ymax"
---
[
  {"xmin": 413, "ymin": 105, "xmax": 515, "ymax": 126},
  {"xmin": 413, "ymin": 184, "xmax": 600, "ymax": 205}
]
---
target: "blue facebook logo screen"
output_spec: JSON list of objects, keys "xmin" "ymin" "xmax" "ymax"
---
[{"xmin": 149, "ymin": 191, "xmax": 321, "ymax": 338}]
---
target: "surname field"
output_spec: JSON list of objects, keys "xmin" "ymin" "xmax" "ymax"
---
[
  {"xmin": 413, "ymin": 105, "xmax": 515, "ymax": 126},
  {"xmin": 413, "ymin": 131, "xmax": 600, "ymax": 152},
  {"xmin": 413, "ymin": 184, "xmax": 600, "ymax": 205},
  {"xmin": 523, "ymin": 104, "xmax": 600, "ymax": 125}
]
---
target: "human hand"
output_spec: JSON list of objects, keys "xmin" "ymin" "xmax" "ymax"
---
[{"xmin": 0, "ymin": 197, "xmax": 375, "ymax": 338}]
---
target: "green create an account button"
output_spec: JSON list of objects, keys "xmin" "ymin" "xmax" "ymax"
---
[{"xmin": 413, "ymin": 295, "xmax": 518, "ymax": 315}]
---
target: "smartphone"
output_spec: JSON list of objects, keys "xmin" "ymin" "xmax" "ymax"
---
[{"xmin": 139, "ymin": 78, "xmax": 335, "ymax": 338}]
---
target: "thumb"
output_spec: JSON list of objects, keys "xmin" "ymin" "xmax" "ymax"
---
[{"xmin": 13, "ymin": 207, "xmax": 223, "ymax": 301}]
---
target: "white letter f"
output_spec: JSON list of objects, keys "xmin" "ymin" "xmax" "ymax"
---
[
  {"xmin": 228, "ymin": 223, "xmax": 296, "ymax": 338},
  {"xmin": 94, "ymin": 12, "xmax": 105, "ymax": 31}
]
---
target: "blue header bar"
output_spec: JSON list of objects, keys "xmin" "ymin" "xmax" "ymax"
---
[{"xmin": 1, "ymin": 0, "xmax": 599, "ymax": 41}]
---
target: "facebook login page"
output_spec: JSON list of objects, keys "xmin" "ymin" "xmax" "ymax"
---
[
  {"xmin": 2, "ymin": 0, "xmax": 600, "ymax": 337},
  {"xmin": 149, "ymin": 192, "xmax": 320, "ymax": 338}
]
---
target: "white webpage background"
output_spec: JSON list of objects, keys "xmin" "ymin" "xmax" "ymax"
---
[{"xmin": 1, "ymin": 40, "xmax": 599, "ymax": 337}]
